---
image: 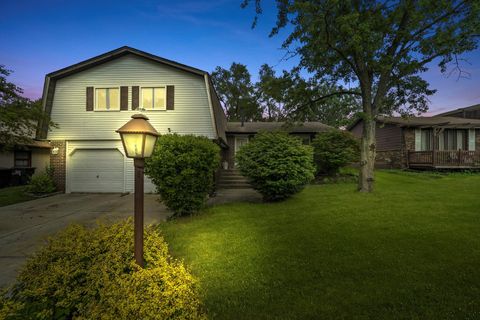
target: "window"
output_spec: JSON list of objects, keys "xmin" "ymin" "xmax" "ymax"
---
[
  {"xmin": 95, "ymin": 88, "xmax": 119, "ymax": 110},
  {"xmin": 437, "ymin": 129, "xmax": 467, "ymax": 150},
  {"xmin": 141, "ymin": 87, "xmax": 166, "ymax": 110},
  {"xmin": 420, "ymin": 129, "xmax": 432, "ymax": 151},
  {"xmin": 14, "ymin": 151, "xmax": 31, "ymax": 167}
]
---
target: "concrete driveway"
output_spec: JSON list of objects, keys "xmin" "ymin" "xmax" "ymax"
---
[{"xmin": 0, "ymin": 193, "xmax": 169, "ymax": 288}]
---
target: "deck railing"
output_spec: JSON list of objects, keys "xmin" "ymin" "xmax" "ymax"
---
[{"xmin": 408, "ymin": 150, "xmax": 480, "ymax": 168}]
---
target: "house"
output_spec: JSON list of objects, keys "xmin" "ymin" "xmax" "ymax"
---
[
  {"xmin": 37, "ymin": 46, "xmax": 227, "ymax": 193},
  {"xmin": 37, "ymin": 46, "xmax": 331, "ymax": 193},
  {"xmin": 348, "ymin": 113, "xmax": 480, "ymax": 169},
  {"xmin": 224, "ymin": 122, "xmax": 332, "ymax": 169},
  {"xmin": 0, "ymin": 137, "xmax": 51, "ymax": 188}
]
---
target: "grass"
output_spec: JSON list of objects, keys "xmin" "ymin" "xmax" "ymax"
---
[
  {"xmin": 160, "ymin": 171, "xmax": 480, "ymax": 319},
  {"xmin": 0, "ymin": 185, "xmax": 35, "ymax": 207}
]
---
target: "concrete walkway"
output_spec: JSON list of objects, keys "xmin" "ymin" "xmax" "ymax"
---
[{"xmin": 0, "ymin": 188, "xmax": 261, "ymax": 288}]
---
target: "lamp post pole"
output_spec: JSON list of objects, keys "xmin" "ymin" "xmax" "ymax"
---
[
  {"xmin": 134, "ymin": 158, "xmax": 145, "ymax": 267},
  {"xmin": 116, "ymin": 114, "xmax": 159, "ymax": 268}
]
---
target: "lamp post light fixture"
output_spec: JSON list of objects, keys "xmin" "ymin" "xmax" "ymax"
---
[{"xmin": 116, "ymin": 114, "xmax": 159, "ymax": 267}]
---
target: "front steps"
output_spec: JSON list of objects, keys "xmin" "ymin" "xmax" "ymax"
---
[{"xmin": 217, "ymin": 169, "xmax": 251, "ymax": 189}]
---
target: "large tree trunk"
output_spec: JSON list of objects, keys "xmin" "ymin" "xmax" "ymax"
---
[{"xmin": 358, "ymin": 117, "xmax": 376, "ymax": 192}]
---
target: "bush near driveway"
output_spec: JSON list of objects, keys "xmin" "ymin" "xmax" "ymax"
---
[
  {"xmin": 145, "ymin": 134, "xmax": 220, "ymax": 216},
  {"xmin": 0, "ymin": 219, "xmax": 206, "ymax": 320},
  {"xmin": 311, "ymin": 130, "xmax": 359, "ymax": 176},
  {"xmin": 236, "ymin": 131, "xmax": 315, "ymax": 201}
]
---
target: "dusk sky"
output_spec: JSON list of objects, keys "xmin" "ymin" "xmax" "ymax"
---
[{"xmin": 1, "ymin": 0, "xmax": 479, "ymax": 115}]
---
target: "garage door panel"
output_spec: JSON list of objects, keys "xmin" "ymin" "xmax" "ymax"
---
[{"xmin": 69, "ymin": 149, "xmax": 124, "ymax": 193}]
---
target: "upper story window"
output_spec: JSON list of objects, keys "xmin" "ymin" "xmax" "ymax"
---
[
  {"xmin": 95, "ymin": 88, "xmax": 119, "ymax": 111},
  {"xmin": 141, "ymin": 87, "xmax": 166, "ymax": 110}
]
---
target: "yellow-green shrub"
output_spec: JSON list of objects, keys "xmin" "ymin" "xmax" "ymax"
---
[{"xmin": 0, "ymin": 219, "xmax": 206, "ymax": 320}]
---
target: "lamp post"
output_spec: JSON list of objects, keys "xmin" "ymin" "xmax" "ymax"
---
[{"xmin": 116, "ymin": 114, "xmax": 159, "ymax": 267}]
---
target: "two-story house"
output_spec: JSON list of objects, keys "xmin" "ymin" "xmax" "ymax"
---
[
  {"xmin": 37, "ymin": 46, "xmax": 227, "ymax": 193},
  {"xmin": 36, "ymin": 46, "xmax": 332, "ymax": 193}
]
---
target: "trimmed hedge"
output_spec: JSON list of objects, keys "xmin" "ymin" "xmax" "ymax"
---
[
  {"xmin": 236, "ymin": 132, "xmax": 315, "ymax": 201},
  {"xmin": 145, "ymin": 134, "xmax": 220, "ymax": 216},
  {"xmin": 0, "ymin": 219, "xmax": 206, "ymax": 320},
  {"xmin": 311, "ymin": 130, "xmax": 359, "ymax": 175}
]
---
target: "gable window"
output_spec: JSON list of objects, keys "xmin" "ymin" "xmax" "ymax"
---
[
  {"xmin": 14, "ymin": 151, "xmax": 31, "ymax": 167},
  {"xmin": 95, "ymin": 88, "xmax": 119, "ymax": 110},
  {"xmin": 141, "ymin": 87, "xmax": 166, "ymax": 110}
]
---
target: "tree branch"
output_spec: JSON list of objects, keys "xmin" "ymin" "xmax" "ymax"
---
[{"xmin": 292, "ymin": 90, "xmax": 362, "ymax": 114}]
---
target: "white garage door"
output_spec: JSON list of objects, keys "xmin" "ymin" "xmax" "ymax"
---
[{"xmin": 69, "ymin": 149, "xmax": 124, "ymax": 193}]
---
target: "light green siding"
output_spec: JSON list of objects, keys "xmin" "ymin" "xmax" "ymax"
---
[{"xmin": 48, "ymin": 54, "xmax": 216, "ymax": 140}]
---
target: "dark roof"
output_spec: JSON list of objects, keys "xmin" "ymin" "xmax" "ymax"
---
[
  {"xmin": 435, "ymin": 104, "xmax": 480, "ymax": 117},
  {"xmin": 348, "ymin": 115, "xmax": 480, "ymax": 131},
  {"xmin": 226, "ymin": 122, "xmax": 333, "ymax": 134},
  {"xmin": 37, "ymin": 47, "xmax": 227, "ymax": 145},
  {"xmin": 377, "ymin": 116, "xmax": 480, "ymax": 128},
  {"xmin": 46, "ymin": 46, "xmax": 207, "ymax": 79}
]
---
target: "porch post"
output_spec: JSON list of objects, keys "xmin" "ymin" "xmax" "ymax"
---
[{"xmin": 432, "ymin": 128, "xmax": 437, "ymax": 166}]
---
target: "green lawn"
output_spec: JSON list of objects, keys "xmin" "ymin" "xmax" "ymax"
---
[
  {"xmin": 160, "ymin": 171, "xmax": 480, "ymax": 319},
  {"xmin": 0, "ymin": 185, "xmax": 35, "ymax": 207}
]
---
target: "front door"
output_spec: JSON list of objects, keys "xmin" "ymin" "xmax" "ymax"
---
[{"xmin": 234, "ymin": 137, "xmax": 249, "ymax": 167}]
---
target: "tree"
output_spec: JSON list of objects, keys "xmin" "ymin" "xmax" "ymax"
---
[
  {"xmin": 256, "ymin": 64, "xmax": 286, "ymax": 121},
  {"xmin": 211, "ymin": 62, "xmax": 262, "ymax": 122},
  {"xmin": 276, "ymin": 70, "xmax": 360, "ymax": 127},
  {"xmin": 242, "ymin": 0, "xmax": 480, "ymax": 192},
  {"xmin": 0, "ymin": 65, "xmax": 51, "ymax": 150}
]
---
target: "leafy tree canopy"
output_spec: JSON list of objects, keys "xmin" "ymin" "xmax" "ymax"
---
[
  {"xmin": 211, "ymin": 62, "xmax": 262, "ymax": 122},
  {"xmin": 0, "ymin": 65, "xmax": 51, "ymax": 150},
  {"xmin": 242, "ymin": 0, "xmax": 480, "ymax": 192}
]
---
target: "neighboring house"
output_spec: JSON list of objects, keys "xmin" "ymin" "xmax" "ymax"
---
[
  {"xmin": 224, "ymin": 122, "xmax": 332, "ymax": 169},
  {"xmin": 37, "ymin": 46, "xmax": 227, "ymax": 193},
  {"xmin": 0, "ymin": 137, "xmax": 51, "ymax": 188},
  {"xmin": 349, "ymin": 114, "xmax": 480, "ymax": 169},
  {"xmin": 435, "ymin": 104, "xmax": 480, "ymax": 119}
]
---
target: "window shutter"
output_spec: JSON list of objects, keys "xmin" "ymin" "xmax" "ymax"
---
[
  {"xmin": 468, "ymin": 129, "xmax": 476, "ymax": 151},
  {"xmin": 414, "ymin": 128, "xmax": 421, "ymax": 151},
  {"xmin": 86, "ymin": 87, "xmax": 94, "ymax": 111},
  {"xmin": 167, "ymin": 85, "xmax": 174, "ymax": 110},
  {"xmin": 120, "ymin": 86, "xmax": 128, "ymax": 110},
  {"xmin": 132, "ymin": 86, "xmax": 139, "ymax": 110}
]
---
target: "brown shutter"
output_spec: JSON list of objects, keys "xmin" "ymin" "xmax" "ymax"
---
[
  {"xmin": 132, "ymin": 86, "xmax": 139, "ymax": 110},
  {"xmin": 86, "ymin": 87, "xmax": 94, "ymax": 111},
  {"xmin": 166, "ymin": 85, "xmax": 174, "ymax": 110},
  {"xmin": 120, "ymin": 86, "xmax": 128, "ymax": 110}
]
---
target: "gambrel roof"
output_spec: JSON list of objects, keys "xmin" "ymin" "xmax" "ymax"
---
[{"xmin": 37, "ymin": 46, "xmax": 227, "ymax": 144}]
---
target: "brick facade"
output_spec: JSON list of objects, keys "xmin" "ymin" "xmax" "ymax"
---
[{"xmin": 50, "ymin": 140, "xmax": 66, "ymax": 192}]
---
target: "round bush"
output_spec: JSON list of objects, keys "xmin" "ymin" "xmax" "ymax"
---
[
  {"xmin": 26, "ymin": 173, "xmax": 56, "ymax": 194},
  {"xmin": 145, "ymin": 134, "xmax": 220, "ymax": 216},
  {"xmin": 236, "ymin": 132, "xmax": 315, "ymax": 201},
  {"xmin": 0, "ymin": 219, "xmax": 206, "ymax": 320},
  {"xmin": 311, "ymin": 130, "xmax": 360, "ymax": 175}
]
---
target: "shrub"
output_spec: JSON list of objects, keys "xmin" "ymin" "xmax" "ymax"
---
[
  {"xmin": 145, "ymin": 134, "xmax": 220, "ymax": 216},
  {"xmin": 236, "ymin": 132, "xmax": 315, "ymax": 201},
  {"xmin": 0, "ymin": 219, "xmax": 206, "ymax": 320},
  {"xmin": 311, "ymin": 130, "xmax": 360, "ymax": 175},
  {"xmin": 26, "ymin": 170, "xmax": 56, "ymax": 194}
]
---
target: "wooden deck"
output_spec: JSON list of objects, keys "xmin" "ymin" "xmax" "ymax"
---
[{"xmin": 408, "ymin": 150, "xmax": 480, "ymax": 169}]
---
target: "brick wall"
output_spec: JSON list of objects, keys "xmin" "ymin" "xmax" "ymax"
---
[
  {"xmin": 50, "ymin": 140, "xmax": 66, "ymax": 192},
  {"xmin": 375, "ymin": 150, "xmax": 405, "ymax": 169},
  {"xmin": 403, "ymin": 128, "xmax": 415, "ymax": 151}
]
